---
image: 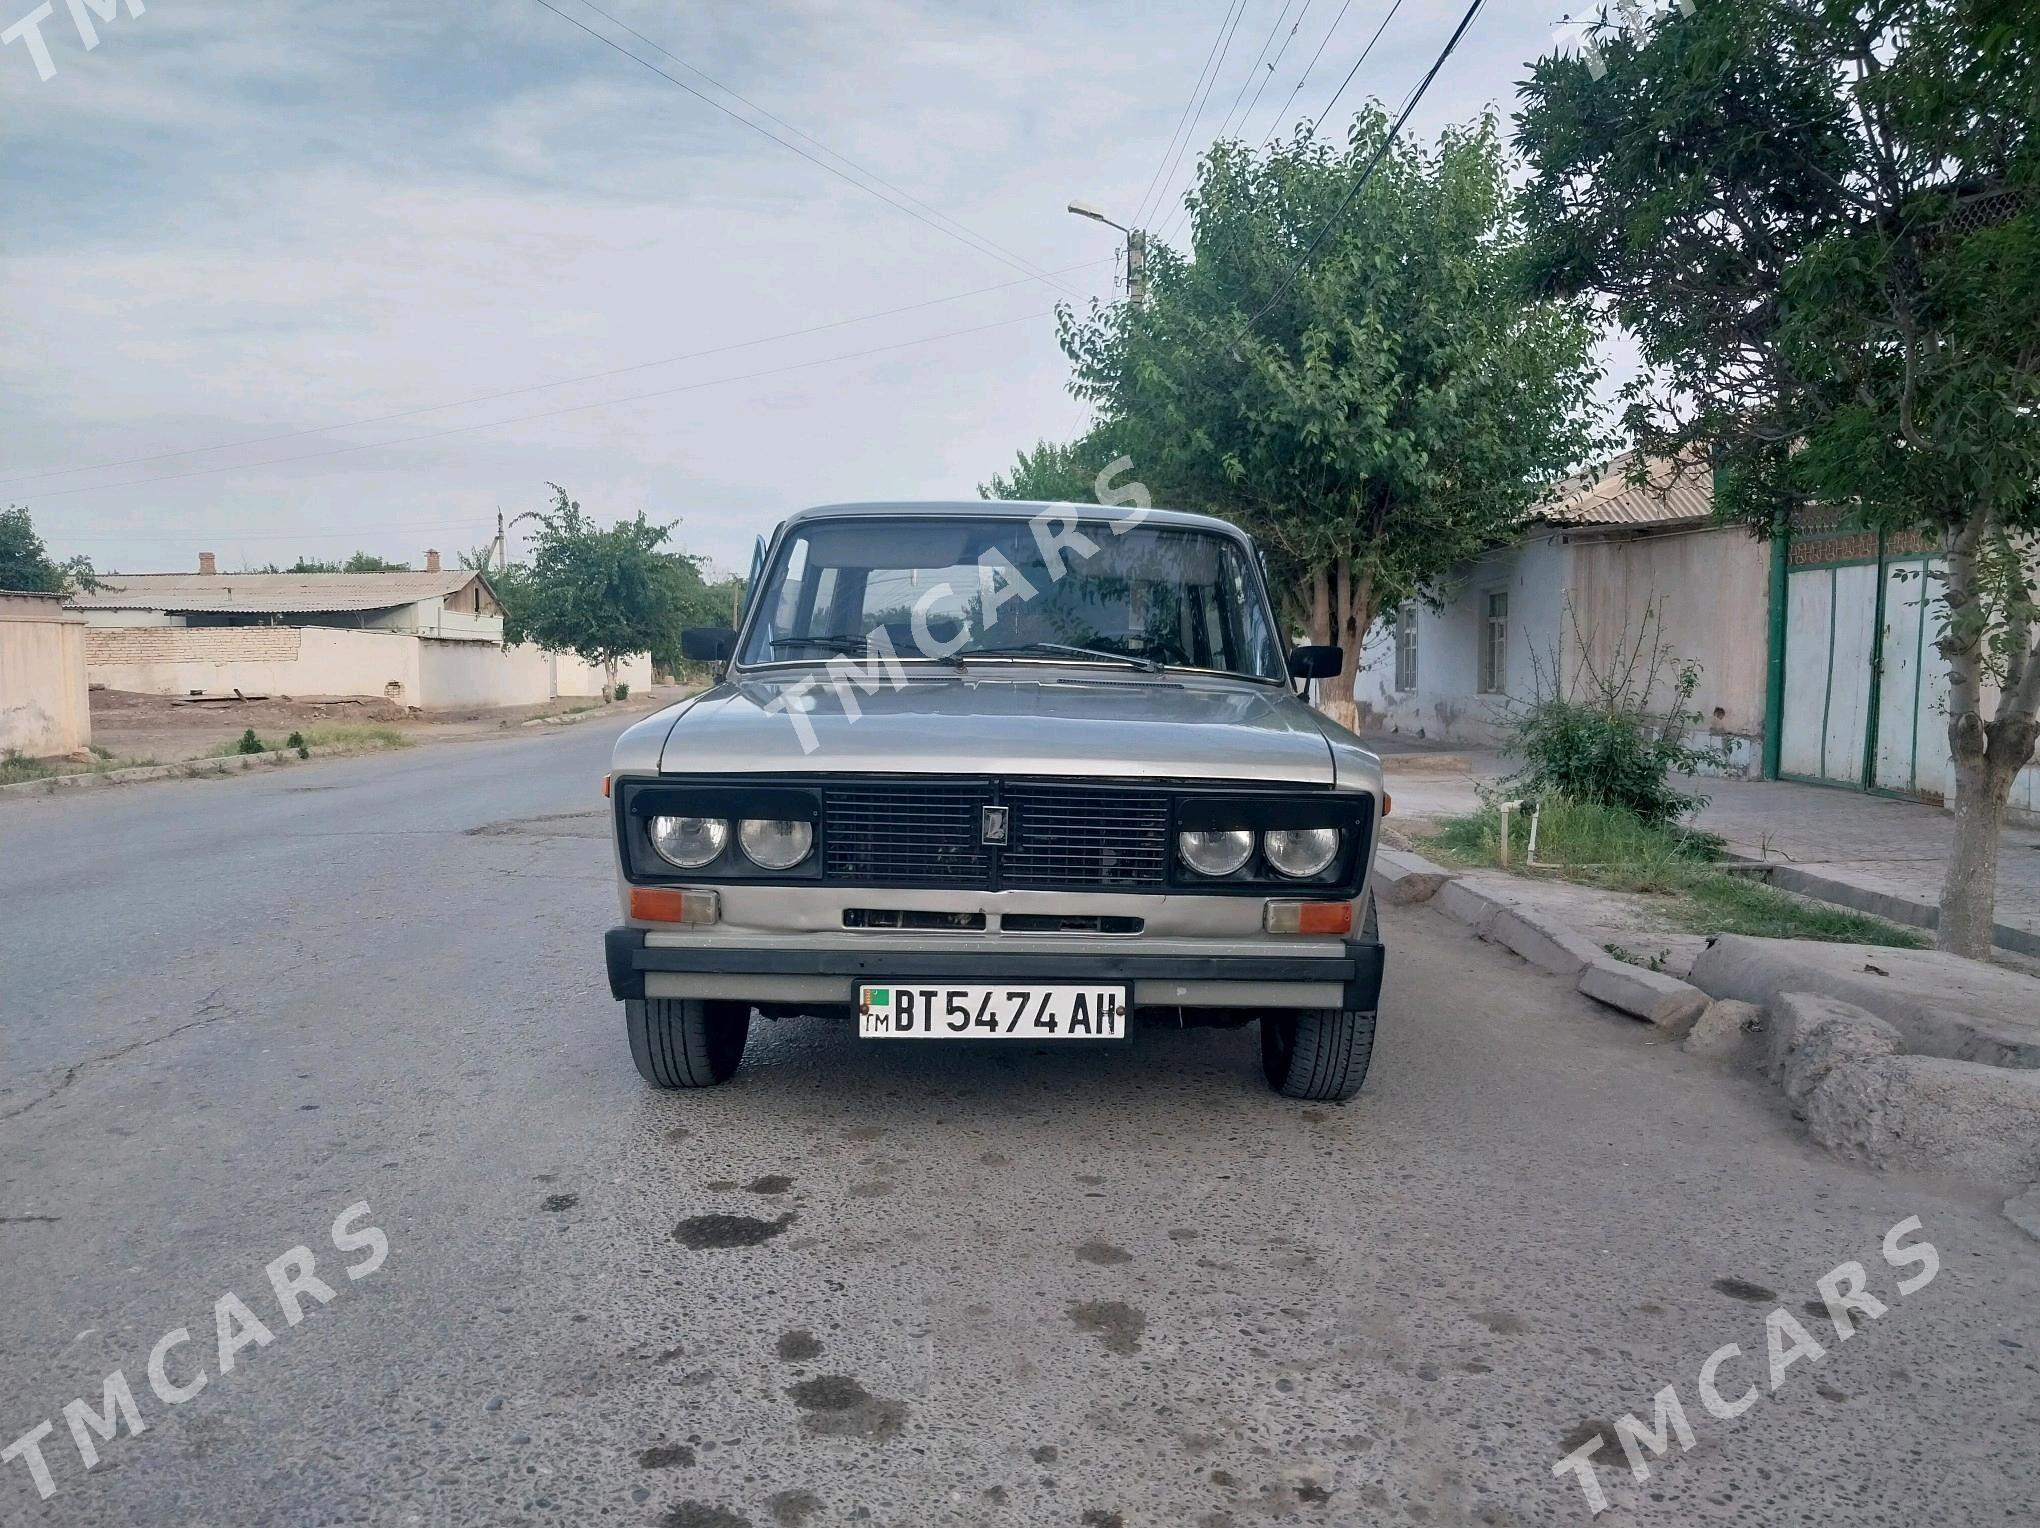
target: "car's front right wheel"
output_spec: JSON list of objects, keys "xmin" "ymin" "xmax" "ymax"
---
[
  {"xmin": 626, "ymin": 997, "xmax": 750, "ymax": 1088},
  {"xmin": 1260, "ymin": 1007, "xmax": 1376, "ymax": 1101}
]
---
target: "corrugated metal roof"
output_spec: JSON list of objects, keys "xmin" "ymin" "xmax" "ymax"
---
[
  {"xmin": 69, "ymin": 569, "xmax": 482, "ymax": 615},
  {"xmin": 1532, "ymin": 450, "xmax": 1713, "ymax": 528}
]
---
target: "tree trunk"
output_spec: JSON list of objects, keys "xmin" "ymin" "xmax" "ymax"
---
[
  {"xmin": 1315, "ymin": 557, "xmax": 1370, "ymax": 734},
  {"xmin": 604, "ymin": 656, "xmax": 618, "ymax": 700},
  {"xmin": 1306, "ymin": 566, "xmax": 1331, "ymax": 647},
  {"xmin": 1931, "ymin": 513, "xmax": 2040, "ymax": 958},
  {"xmin": 1937, "ymin": 751, "xmax": 2014, "ymax": 957}
]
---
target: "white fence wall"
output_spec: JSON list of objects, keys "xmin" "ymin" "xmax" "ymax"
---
[
  {"xmin": 1, "ymin": 594, "xmax": 91, "ymax": 756},
  {"xmin": 85, "ymin": 626, "xmax": 423, "ymax": 705},
  {"xmin": 86, "ymin": 625, "xmax": 652, "ymax": 710}
]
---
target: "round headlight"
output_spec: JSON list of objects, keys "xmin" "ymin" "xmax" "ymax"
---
[
  {"xmin": 1264, "ymin": 825, "xmax": 1341, "ymax": 878},
  {"xmin": 649, "ymin": 815, "xmax": 727, "ymax": 869},
  {"xmin": 738, "ymin": 817, "xmax": 813, "ymax": 870},
  {"xmin": 1178, "ymin": 828, "xmax": 1254, "ymax": 877}
]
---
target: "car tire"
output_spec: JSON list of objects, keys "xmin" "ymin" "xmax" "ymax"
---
[
  {"xmin": 1260, "ymin": 1006, "xmax": 1376, "ymax": 1101},
  {"xmin": 1258, "ymin": 892, "xmax": 1379, "ymax": 1101},
  {"xmin": 626, "ymin": 997, "xmax": 751, "ymax": 1088}
]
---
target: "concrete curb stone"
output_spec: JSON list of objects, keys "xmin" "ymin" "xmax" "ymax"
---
[
  {"xmin": 1373, "ymin": 848, "xmax": 1456, "ymax": 906},
  {"xmin": 1580, "ymin": 958, "xmax": 1712, "ymax": 1033},
  {"xmin": 1801, "ymin": 1055, "xmax": 2040, "ymax": 1193},
  {"xmin": 1769, "ymin": 992, "xmax": 1905, "ymax": 1109},
  {"xmin": 0, "ymin": 743, "xmax": 391, "ymax": 799},
  {"xmin": 1489, "ymin": 906, "xmax": 1608, "ymax": 983},
  {"xmin": 1434, "ymin": 875, "xmax": 1510, "ymax": 936},
  {"xmin": 1681, "ymin": 999, "xmax": 1764, "ymax": 1062}
]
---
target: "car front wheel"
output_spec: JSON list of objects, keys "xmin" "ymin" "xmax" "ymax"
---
[
  {"xmin": 1260, "ymin": 1007, "xmax": 1376, "ymax": 1101},
  {"xmin": 626, "ymin": 997, "xmax": 750, "ymax": 1088}
]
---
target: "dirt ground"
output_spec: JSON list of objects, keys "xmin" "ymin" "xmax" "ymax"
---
[{"xmin": 87, "ymin": 686, "xmax": 679, "ymax": 764}]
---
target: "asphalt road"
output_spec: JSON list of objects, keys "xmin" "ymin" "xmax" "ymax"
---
[{"xmin": 2, "ymin": 720, "xmax": 2035, "ymax": 1527}]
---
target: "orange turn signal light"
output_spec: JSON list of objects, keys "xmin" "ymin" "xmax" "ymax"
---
[
  {"xmin": 601, "ymin": 773, "xmax": 612, "ymax": 798},
  {"xmin": 1263, "ymin": 900, "xmax": 1354, "ymax": 936},
  {"xmin": 630, "ymin": 887, "xmax": 720, "ymax": 925},
  {"xmin": 1382, "ymin": 791, "xmax": 1391, "ymax": 818}
]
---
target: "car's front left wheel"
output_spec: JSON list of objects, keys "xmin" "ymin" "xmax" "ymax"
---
[{"xmin": 627, "ymin": 997, "xmax": 750, "ymax": 1087}]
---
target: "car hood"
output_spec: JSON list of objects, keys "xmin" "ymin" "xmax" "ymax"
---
[{"xmin": 656, "ymin": 671, "xmax": 1339, "ymax": 784}]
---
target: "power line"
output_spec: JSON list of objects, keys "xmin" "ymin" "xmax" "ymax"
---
[
  {"xmin": 525, "ymin": 0, "xmax": 1078, "ymax": 297},
  {"xmin": 1232, "ymin": 0, "xmax": 1316, "ymax": 145},
  {"xmin": 1211, "ymin": 0, "xmax": 1305, "ymax": 146},
  {"xmin": 26, "ymin": 308, "xmax": 1057, "ymax": 502},
  {"xmin": 560, "ymin": 0, "xmax": 1077, "ymax": 298},
  {"xmin": 1257, "ymin": 0, "xmax": 1356, "ymax": 145},
  {"xmin": 1144, "ymin": 0, "xmax": 1253, "ymax": 238},
  {"xmin": 1309, "ymin": 0, "xmax": 1408, "ymax": 135},
  {"xmin": 1130, "ymin": 0, "xmax": 1249, "ymax": 230},
  {"xmin": 1, "ymin": 259, "xmax": 1108, "ymax": 488},
  {"xmin": 1233, "ymin": 0, "xmax": 1487, "ymax": 342}
]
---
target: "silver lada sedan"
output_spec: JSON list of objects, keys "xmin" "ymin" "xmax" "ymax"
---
[{"xmin": 603, "ymin": 499, "xmax": 1387, "ymax": 1101}]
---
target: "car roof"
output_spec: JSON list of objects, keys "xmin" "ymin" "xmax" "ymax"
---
[{"xmin": 783, "ymin": 499, "xmax": 1251, "ymax": 538}]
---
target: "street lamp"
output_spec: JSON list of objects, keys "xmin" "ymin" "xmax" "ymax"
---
[{"xmin": 1067, "ymin": 201, "xmax": 1145, "ymax": 305}]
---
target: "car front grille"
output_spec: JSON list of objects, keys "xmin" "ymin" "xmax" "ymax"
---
[
  {"xmin": 1000, "ymin": 784, "xmax": 1170, "ymax": 889},
  {"xmin": 817, "ymin": 780, "xmax": 1169, "ymax": 890},
  {"xmin": 821, "ymin": 783, "xmax": 992, "ymax": 885}
]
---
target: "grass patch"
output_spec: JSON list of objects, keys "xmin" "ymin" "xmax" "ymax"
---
[
  {"xmin": 2, "ymin": 747, "xmax": 166, "ymax": 784},
  {"xmin": 204, "ymin": 723, "xmax": 408, "ymax": 758},
  {"xmin": 0, "ymin": 749, "xmax": 59, "ymax": 784},
  {"xmin": 1422, "ymin": 796, "xmax": 1926, "ymax": 949}
]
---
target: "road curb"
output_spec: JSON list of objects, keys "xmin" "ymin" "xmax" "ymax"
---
[
  {"xmin": 1725, "ymin": 859, "xmax": 2040, "ymax": 959},
  {"xmin": 0, "ymin": 743, "xmax": 394, "ymax": 798},
  {"xmin": 1373, "ymin": 847, "xmax": 1456, "ymax": 905}
]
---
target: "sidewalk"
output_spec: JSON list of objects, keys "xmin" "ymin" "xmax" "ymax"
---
[{"xmin": 1374, "ymin": 743, "xmax": 2040, "ymax": 955}]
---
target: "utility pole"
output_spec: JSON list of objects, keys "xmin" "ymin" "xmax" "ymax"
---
[{"xmin": 1068, "ymin": 200, "xmax": 1145, "ymax": 307}]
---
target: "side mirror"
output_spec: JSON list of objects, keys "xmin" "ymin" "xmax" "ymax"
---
[
  {"xmin": 1287, "ymin": 644, "xmax": 1343, "ymax": 680},
  {"xmin": 681, "ymin": 626, "xmax": 737, "ymax": 663}
]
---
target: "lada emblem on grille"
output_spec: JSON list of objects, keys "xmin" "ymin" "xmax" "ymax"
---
[{"xmin": 980, "ymin": 805, "xmax": 1009, "ymax": 844}]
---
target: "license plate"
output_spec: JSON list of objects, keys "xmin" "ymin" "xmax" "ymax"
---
[{"xmin": 858, "ymin": 984, "xmax": 1127, "ymax": 1040}]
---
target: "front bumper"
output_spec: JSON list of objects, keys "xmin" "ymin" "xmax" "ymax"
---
[{"xmin": 604, "ymin": 928, "xmax": 1386, "ymax": 1013}]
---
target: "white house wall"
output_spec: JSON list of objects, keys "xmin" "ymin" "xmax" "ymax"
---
[
  {"xmin": 1355, "ymin": 538, "xmax": 1567, "ymax": 746},
  {"xmin": 1563, "ymin": 525, "xmax": 1771, "ymax": 740}
]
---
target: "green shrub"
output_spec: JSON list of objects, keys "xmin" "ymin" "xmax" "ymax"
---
[
  {"xmin": 235, "ymin": 728, "xmax": 265, "ymax": 755},
  {"xmin": 613, "ymin": 682, "xmax": 630, "ymax": 701},
  {"xmin": 1501, "ymin": 596, "xmax": 1725, "ymax": 826}
]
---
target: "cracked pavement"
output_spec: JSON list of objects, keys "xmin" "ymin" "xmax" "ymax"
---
[{"xmin": 1, "ymin": 721, "xmax": 2036, "ymax": 1525}]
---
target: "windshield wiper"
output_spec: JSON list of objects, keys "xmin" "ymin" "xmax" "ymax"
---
[
  {"xmin": 769, "ymin": 635, "xmax": 872, "ymax": 655},
  {"xmin": 965, "ymin": 641, "xmax": 1160, "ymax": 672}
]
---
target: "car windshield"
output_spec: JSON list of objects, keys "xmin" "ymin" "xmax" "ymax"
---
[{"xmin": 737, "ymin": 514, "xmax": 1285, "ymax": 680}]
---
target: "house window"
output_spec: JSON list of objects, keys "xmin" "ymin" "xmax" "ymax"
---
[
  {"xmin": 1393, "ymin": 602, "xmax": 1419, "ymax": 692},
  {"xmin": 1479, "ymin": 591, "xmax": 1508, "ymax": 693}
]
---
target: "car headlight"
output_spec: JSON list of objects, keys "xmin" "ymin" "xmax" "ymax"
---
[
  {"xmin": 737, "ymin": 817, "xmax": 813, "ymax": 870},
  {"xmin": 649, "ymin": 815, "xmax": 728, "ymax": 869},
  {"xmin": 1178, "ymin": 827, "xmax": 1254, "ymax": 877},
  {"xmin": 1263, "ymin": 826, "xmax": 1341, "ymax": 878}
]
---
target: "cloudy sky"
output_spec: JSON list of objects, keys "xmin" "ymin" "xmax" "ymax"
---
[{"xmin": 2, "ymin": 0, "xmax": 1616, "ymax": 577}]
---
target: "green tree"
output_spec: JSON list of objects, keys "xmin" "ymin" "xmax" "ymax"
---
[
  {"xmin": 1053, "ymin": 109, "xmax": 1602, "ymax": 725},
  {"xmin": 1516, "ymin": 0, "xmax": 2040, "ymax": 956},
  {"xmin": 978, "ymin": 439, "xmax": 1111, "ymax": 503},
  {"xmin": 0, "ymin": 505, "xmax": 100, "ymax": 593},
  {"xmin": 501, "ymin": 485, "xmax": 711, "ymax": 689}
]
